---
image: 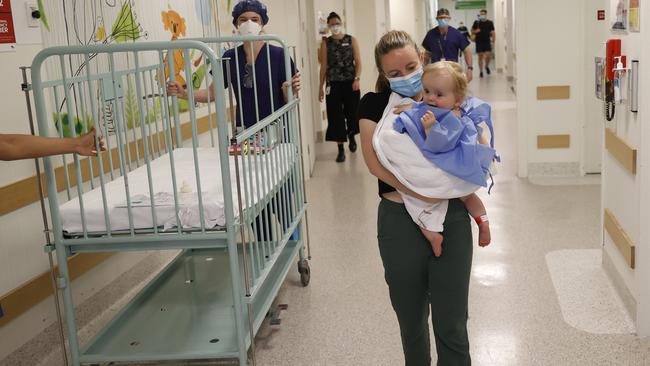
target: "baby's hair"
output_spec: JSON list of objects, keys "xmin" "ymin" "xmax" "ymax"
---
[{"xmin": 423, "ymin": 61, "xmax": 468, "ymax": 99}]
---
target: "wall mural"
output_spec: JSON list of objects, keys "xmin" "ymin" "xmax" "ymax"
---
[{"xmin": 36, "ymin": 0, "xmax": 236, "ymax": 136}]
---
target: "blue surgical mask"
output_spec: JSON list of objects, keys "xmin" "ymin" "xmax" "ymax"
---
[
  {"xmin": 438, "ymin": 18, "xmax": 449, "ymax": 27},
  {"xmin": 479, "ymin": 15, "xmax": 487, "ymax": 21},
  {"xmin": 388, "ymin": 67, "xmax": 423, "ymax": 97}
]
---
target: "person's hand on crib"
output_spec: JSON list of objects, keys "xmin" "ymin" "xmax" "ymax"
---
[
  {"xmin": 76, "ymin": 128, "xmax": 106, "ymax": 157},
  {"xmin": 282, "ymin": 72, "xmax": 301, "ymax": 102},
  {"xmin": 420, "ymin": 110, "xmax": 437, "ymax": 136},
  {"xmin": 166, "ymin": 80, "xmax": 187, "ymax": 100}
]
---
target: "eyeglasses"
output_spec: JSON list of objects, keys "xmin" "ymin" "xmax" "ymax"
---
[{"xmin": 243, "ymin": 64, "xmax": 253, "ymax": 88}]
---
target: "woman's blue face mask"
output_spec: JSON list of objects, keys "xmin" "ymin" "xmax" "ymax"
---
[{"xmin": 388, "ymin": 67, "xmax": 423, "ymax": 97}]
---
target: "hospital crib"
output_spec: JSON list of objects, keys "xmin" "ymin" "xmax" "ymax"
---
[{"xmin": 30, "ymin": 36, "xmax": 310, "ymax": 365}]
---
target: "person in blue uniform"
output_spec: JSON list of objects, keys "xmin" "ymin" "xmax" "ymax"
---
[
  {"xmin": 166, "ymin": 0, "xmax": 301, "ymax": 242},
  {"xmin": 421, "ymin": 8, "xmax": 474, "ymax": 82},
  {"xmin": 166, "ymin": 0, "xmax": 300, "ymax": 127}
]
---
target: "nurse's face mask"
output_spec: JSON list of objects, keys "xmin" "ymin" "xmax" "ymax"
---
[
  {"xmin": 437, "ymin": 16, "xmax": 450, "ymax": 28},
  {"xmin": 238, "ymin": 17, "xmax": 263, "ymax": 36}
]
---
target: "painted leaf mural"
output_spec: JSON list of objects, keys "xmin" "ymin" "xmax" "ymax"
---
[
  {"xmin": 112, "ymin": 2, "xmax": 141, "ymax": 43},
  {"xmin": 37, "ymin": 0, "xmax": 50, "ymax": 31}
]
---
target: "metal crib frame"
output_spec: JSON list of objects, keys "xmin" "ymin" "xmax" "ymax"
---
[{"xmin": 30, "ymin": 36, "xmax": 310, "ymax": 366}]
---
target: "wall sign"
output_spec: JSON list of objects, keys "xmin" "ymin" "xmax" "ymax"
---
[
  {"xmin": 598, "ymin": 10, "xmax": 606, "ymax": 20},
  {"xmin": 0, "ymin": 0, "xmax": 16, "ymax": 52}
]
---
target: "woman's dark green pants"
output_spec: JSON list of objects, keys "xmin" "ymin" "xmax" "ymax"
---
[{"xmin": 377, "ymin": 198, "xmax": 473, "ymax": 366}]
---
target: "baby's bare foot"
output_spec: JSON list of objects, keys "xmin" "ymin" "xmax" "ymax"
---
[{"xmin": 421, "ymin": 228, "xmax": 444, "ymax": 257}]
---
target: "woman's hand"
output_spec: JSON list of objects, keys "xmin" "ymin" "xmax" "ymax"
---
[
  {"xmin": 393, "ymin": 103, "xmax": 414, "ymax": 114},
  {"xmin": 166, "ymin": 81, "xmax": 187, "ymax": 99},
  {"xmin": 352, "ymin": 79, "xmax": 360, "ymax": 91},
  {"xmin": 319, "ymin": 87, "xmax": 325, "ymax": 102},
  {"xmin": 75, "ymin": 128, "xmax": 106, "ymax": 157}
]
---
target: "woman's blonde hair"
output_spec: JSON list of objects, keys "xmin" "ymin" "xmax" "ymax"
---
[
  {"xmin": 423, "ymin": 61, "xmax": 468, "ymax": 99},
  {"xmin": 374, "ymin": 30, "xmax": 420, "ymax": 92}
]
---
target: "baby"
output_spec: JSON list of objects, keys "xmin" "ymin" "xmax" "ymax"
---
[{"xmin": 394, "ymin": 61, "xmax": 495, "ymax": 256}]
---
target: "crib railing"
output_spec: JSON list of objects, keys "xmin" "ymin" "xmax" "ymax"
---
[{"xmin": 30, "ymin": 36, "xmax": 309, "ymax": 365}]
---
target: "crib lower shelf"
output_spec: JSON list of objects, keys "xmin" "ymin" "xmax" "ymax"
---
[{"xmin": 79, "ymin": 240, "xmax": 302, "ymax": 364}]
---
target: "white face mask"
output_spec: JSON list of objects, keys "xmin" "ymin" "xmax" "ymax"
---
[
  {"xmin": 238, "ymin": 20, "xmax": 262, "ymax": 36},
  {"xmin": 330, "ymin": 25, "xmax": 343, "ymax": 35}
]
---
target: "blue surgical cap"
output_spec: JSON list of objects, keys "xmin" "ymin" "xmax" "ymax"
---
[{"xmin": 232, "ymin": 0, "xmax": 269, "ymax": 26}]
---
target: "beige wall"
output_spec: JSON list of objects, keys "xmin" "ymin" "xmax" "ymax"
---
[{"xmin": 515, "ymin": 0, "xmax": 585, "ymax": 177}]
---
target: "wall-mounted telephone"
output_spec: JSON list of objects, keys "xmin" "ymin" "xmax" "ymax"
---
[{"xmin": 604, "ymin": 39, "xmax": 621, "ymax": 121}]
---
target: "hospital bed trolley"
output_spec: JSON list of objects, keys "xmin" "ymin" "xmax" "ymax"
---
[{"xmin": 29, "ymin": 36, "xmax": 311, "ymax": 366}]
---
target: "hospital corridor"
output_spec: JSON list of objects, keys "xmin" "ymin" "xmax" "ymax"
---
[{"xmin": 2, "ymin": 1, "xmax": 650, "ymax": 366}]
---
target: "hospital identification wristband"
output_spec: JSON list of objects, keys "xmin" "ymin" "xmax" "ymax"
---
[{"xmin": 474, "ymin": 214, "xmax": 489, "ymax": 225}]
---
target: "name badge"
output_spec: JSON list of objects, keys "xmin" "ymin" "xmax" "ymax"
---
[{"xmin": 342, "ymin": 43, "xmax": 350, "ymax": 46}]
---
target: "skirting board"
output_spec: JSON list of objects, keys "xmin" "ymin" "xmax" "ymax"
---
[
  {"xmin": 528, "ymin": 162, "xmax": 580, "ymax": 178},
  {"xmin": 0, "ymin": 253, "xmax": 114, "ymax": 327},
  {"xmin": 604, "ymin": 208, "xmax": 636, "ymax": 269},
  {"xmin": 0, "ymin": 110, "xmax": 230, "ymax": 217},
  {"xmin": 537, "ymin": 134, "xmax": 571, "ymax": 149},
  {"xmin": 605, "ymin": 128, "xmax": 637, "ymax": 175},
  {"xmin": 537, "ymin": 85, "xmax": 571, "ymax": 100},
  {"xmin": 602, "ymin": 248, "xmax": 637, "ymax": 322}
]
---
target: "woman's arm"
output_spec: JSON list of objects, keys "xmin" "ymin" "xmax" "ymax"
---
[
  {"xmin": 351, "ymin": 36, "xmax": 362, "ymax": 91},
  {"xmin": 0, "ymin": 128, "xmax": 105, "ymax": 161},
  {"xmin": 359, "ymin": 119, "xmax": 441, "ymax": 203},
  {"xmin": 318, "ymin": 40, "xmax": 328, "ymax": 102}
]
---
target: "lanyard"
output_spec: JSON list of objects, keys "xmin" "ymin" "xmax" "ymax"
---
[{"xmin": 437, "ymin": 32, "xmax": 448, "ymax": 60}]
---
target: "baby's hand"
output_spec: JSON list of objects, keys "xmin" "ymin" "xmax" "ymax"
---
[{"xmin": 421, "ymin": 110, "xmax": 437, "ymax": 130}]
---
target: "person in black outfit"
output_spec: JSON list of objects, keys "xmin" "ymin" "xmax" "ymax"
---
[
  {"xmin": 318, "ymin": 12, "xmax": 362, "ymax": 163},
  {"xmin": 472, "ymin": 9, "xmax": 495, "ymax": 78}
]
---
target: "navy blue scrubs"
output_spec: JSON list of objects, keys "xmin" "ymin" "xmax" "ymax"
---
[
  {"xmin": 422, "ymin": 26, "xmax": 470, "ymax": 63},
  {"xmin": 221, "ymin": 43, "xmax": 296, "ymax": 128}
]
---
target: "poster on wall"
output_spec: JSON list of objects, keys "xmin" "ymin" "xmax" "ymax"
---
[
  {"xmin": 612, "ymin": 0, "xmax": 629, "ymax": 32},
  {"xmin": 629, "ymin": 0, "xmax": 640, "ymax": 32},
  {"xmin": 0, "ymin": 0, "xmax": 16, "ymax": 52}
]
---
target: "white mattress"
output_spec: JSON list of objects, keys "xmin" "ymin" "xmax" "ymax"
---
[{"xmin": 60, "ymin": 144, "xmax": 296, "ymax": 234}]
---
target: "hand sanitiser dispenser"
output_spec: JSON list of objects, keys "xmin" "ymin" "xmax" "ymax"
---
[{"xmin": 613, "ymin": 56, "xmax": 625, "ymax": 103}]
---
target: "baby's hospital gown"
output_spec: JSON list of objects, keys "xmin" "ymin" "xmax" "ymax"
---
[{"xmin": 392, "ymin": 97, "xmax": 497, "ymax": 232}]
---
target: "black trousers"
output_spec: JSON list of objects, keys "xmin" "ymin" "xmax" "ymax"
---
[
  {"xmin": 377, "ymin": 198, "xmax": 473, "ymax": 366},
  {"xmin": 325, "ymin": 80, "xmax": 360, "ymax": 142}
]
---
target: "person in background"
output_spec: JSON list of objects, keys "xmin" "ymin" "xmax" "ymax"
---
[
  {"xmin": 318, "ymin": 11, "xmax": 362, "ymax": 163},
  {"xmin": 0, "ymin": 129, "xmax": 104, "ymax": 161},
  {"xmin": 472, "ymin": 9, "xmax": 495, "ymax": 78},
  {"xmin": 458, "ymin": 21, "xmax": 471, "ymax": 43},
  {"xmin": 422, "ymin": 8, "xmax": 473, "ymax": 82},
  {"xmin": 166, "ymin": 0, "xmax": 301, "ymax": 128},
  {"xmin": 166, "ymin": 0, "xmax": 301, "ymax": 242}
]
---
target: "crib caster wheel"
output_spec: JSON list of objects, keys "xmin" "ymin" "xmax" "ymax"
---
[{"xmin": 298, "ymin": 259, "xmax": 310, "ymax": 287}]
